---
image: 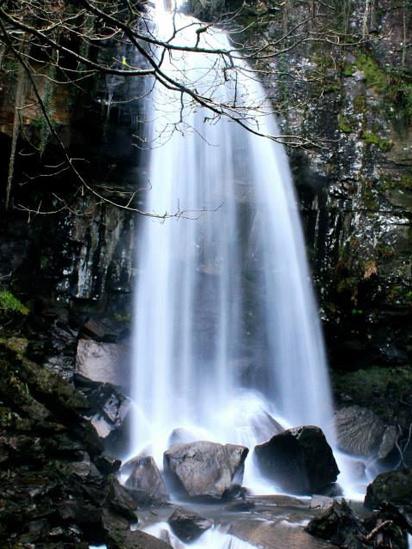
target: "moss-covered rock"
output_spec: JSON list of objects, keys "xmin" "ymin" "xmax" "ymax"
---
[
  {"xmin": 333, "ymin": 367, "xmax": 412, "ymax": 428},
  {"xmin": 365, "ymin": 469, "xmax": 412, "ymax": 511}
]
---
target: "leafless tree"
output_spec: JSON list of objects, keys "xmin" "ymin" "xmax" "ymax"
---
[{"xmin": 0, "ymin": 0, "xmax": 393, "ymax": 215}]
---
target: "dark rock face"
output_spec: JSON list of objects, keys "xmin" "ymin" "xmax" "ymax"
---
[
  {"xmin": 0, "ymin": 343, "xmax": 169, "ymax": 548},
  {"xmin": 335, "ymin": 405, "xmax": 397, "ymax": 459},
  {"xmin": 254, "ymin": 426, "xmax": 339, "ymax": 495},
  {"xmin": 168, "ymin": 507, "xmax": 213, "ymax": 543},
  {"xmin": 163, "ymin": 441, "xmax": 249, "ymax": 499},
  {"xmin": 124, "ymin": 456, "xmax": 168, "ymax": 504},
  {"xmin": 365, "ymin": 469, "xmax": 412, "ymax": 510}
]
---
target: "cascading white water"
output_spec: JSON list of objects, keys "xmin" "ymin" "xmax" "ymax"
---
[
  {"xmin": 145, "ymin": 523, "xmax": 255, "ymax": 549},
  {"xmin": 130, "ymin": 0, "xmax": 334, "ymax": 476}
]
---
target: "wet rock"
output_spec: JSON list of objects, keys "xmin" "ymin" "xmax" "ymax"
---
[
  {"xmin": 44, "ymin": 322, "xmax": 79, "ymax": 380},
  {"xmin": 106, "ymin": 476, "xmax": 138, "ymax": 521},
  {"xmin": 306, "ymin": 500, "xmax": 366, "ymax": 548},
  {"xmin": 335, "ymin": 405, "xmax": 397, "ymax": 459},
  {"xmin": 124, "ymin": 456, "xmax": 168, "ymax": 503},
  {"xmin": 163, "ymin": 441, "xmax": 249, "ymax": 499},
  {"xmin": 254, "ymin": 426, "xmax": 339, "ymax": 495},
  {"xmin": 75, "ymin": 338, "xmax": 127, "ymax": 385},
  {"xmin": 231, "ymin": 517, "xmax": 334, "ymax": 548},
  {"xmin": 310, "ymin": 495, "xmax": 334, "ymax": 510},
  {"xmin": 100, "ymin": 508, "xmax": 172, "ymax": 549},
  {"xmin": 168, "ymin": 507, "xmax": 213, "ymax": 542},
  {"xmin": 80, "ymin": 317, "xmax": 128, "ymax": 342},
  {"xmin": 307, "ymin": 499, "xmax": 409, "ymax": 549},
  {"xmin": 365, "ymin": 468, "xmax": 412, "ymax": 510},
  {"xmin": 95, "ymin": 454, "xmax": 122, "ymax": 475},
  {"xmin": 75, "ymin": 375, "xmax": 131, "ymax": 440}
]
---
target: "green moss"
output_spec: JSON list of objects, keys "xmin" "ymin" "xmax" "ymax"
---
[
  {"xmin": 0, "ymin": 291, "xmax": 29, "ymax": 315},
  {"xmin": 113, "ymin": 312, "xmax": 131, "ymax": 323},
  {"xmin": 353, "ymin": 94, "xmax": 367, "ymax": 113},
  {"xmin": 355, "ymin": 54, "xmax": 412, "ymax": 122},
  {"xmin": 376, "ymin": 243, "xmax": 395, "ymax": 259},
  {"xmin": 341, "ymin": 63, "xmax": 355, "ymax": 77},
  {"xmin": 338, "ymin": 114, "xmax": 355, "ymax": 133},
  {"xmin": 385, "ymin": 73, "xmax": 412, "ymax": 122},
  {"xmin": 333, "ymin": 366, "xmax": 412, "ymax": 424},
  {"xmin": 337, "ymin": 276, "xmax": 358, "ymax": 294},
  {"xmin": 386, "ymin": 284, "xmax": 412, "ymax": 305},
  {"xmin": 361, "ymin": 186, "xmax": 379, "ymax": 211},
  {"xmin": 324, "ymin": 85, "xmax": 340, "ymax": 94},
  {"xmin": 361, "ymin": 130, "xmax": 393, "ymax": 152},
  {"xmin": 0, "ymin": 337, "xmax": 29, "ymax": 354},
  {"xmin": 381, "ymin": 174, "xmax": 412, "ymax": 191},
  {"xmin": 356, "ymin": 54, "xmax": 388, "ymax": 93}
]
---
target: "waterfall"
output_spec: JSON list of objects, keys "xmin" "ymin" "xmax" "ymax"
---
[{"xmin": 129, "ymin": 1, "xmax": 334, "ymax": 475}]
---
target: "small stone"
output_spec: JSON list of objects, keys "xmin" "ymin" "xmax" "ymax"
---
[{"xmin": 168, "ymin": 507, "xmax": 213, "ymax": 542}]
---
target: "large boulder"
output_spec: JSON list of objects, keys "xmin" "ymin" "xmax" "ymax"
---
[
  {"xmin": 163, "ymin": 441, "xmax": 248, "ymax": 499},
  {"xmin": 335, "ymin": 406, "xmax": 397, "ymax": 459},
  {"xmin": 168, "ymin": 507, "xmax": 213, "ymax": 543},
  {"xmin": 124, "ymin": 456, "xmax": 168, "ymax": 504},
  {"xmin": 365, "ymin": 468, "xmax": 412, "ymax": 510},
  {"xmin": 254, "ymin": 426, "xmax": 339, "ymax": 495}
]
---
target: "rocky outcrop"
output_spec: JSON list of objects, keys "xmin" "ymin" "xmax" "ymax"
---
[
  {"xmin": 0, "ymin": 343, "xmax": 168, "ymax": 548},
  {"xmin": 163, "ymin": 441, "xmax": 249, "ymax": 499},
  {"xmin": 254, "ymin": 426, "xmax": 339, "ymax": 495},
  {"xmin": 168, "ymin": 507, "xmax": 213, "ymax": 543}
]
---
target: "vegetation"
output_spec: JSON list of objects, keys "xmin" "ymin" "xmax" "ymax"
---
[{"xmin": 0, "ymin": 290, "xmax": 29, "ymax": 315}]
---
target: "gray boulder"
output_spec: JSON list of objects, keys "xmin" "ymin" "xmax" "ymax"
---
[
  {"xmin": 335, "ymin": 406, "xmax": 397, "ymax": 459},
  {"xmin": 163, "ymin": 441, "xmax": 248, "ymax": 499},
  {"xmin": 124, "ymin": 456, "xmax": 168, "ymax": 503},
  {"xmin": 254, "ymin": 426, "xmax": 339, "ymax": 495}
]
